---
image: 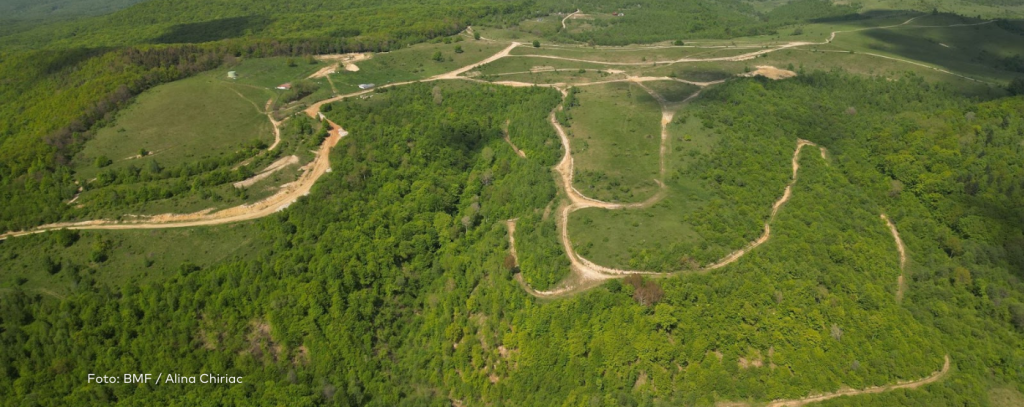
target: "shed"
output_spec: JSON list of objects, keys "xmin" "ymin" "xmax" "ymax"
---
[
  {"xmin": 227, "ymin": 71, "xmax": 237, "ymax": 79},
  {"xmin": 276, "ymin": 83, "xmax": 292, "ymax": 90},
  {"xmin": 358, "ymin": 83, "xmax": 375, "ymax": 90}
]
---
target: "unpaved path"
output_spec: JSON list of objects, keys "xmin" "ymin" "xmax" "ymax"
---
[
  {"xmin": 881, "ymin": 213, "xmax": 908, "ymax": 302},
  {"xmin": 520, "ymin": 83, "xmax": 828, "ymax": 296},
  {"xmin": 761, "ymin": 355, "xmax": 950, "ymax": 407},
  {"xmin": 265, "ymin": 99, "xmax": 284, "ymax": 151},
  {"xmin": 561, "ymin": 9, "xmax": 580, "ymax": 29},
  {"xmin": 308, "ymin": 53, "xmax": 371, "ymax": 78},
  {"xmin": 233, "ymin": 155, "xmax": 299, "ymax": 188},
  {"xmin": 502, "ymin": 119, "xmax": 527, "ymax": 158}
]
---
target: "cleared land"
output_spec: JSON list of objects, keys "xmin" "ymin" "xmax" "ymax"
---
[
  {"xmin": 76, "ymin": 75, "xmax": 273, "ymax": 181},
  {"xmin": 569, "ymin": 82, "xmax": 664, "ymax": 202}
]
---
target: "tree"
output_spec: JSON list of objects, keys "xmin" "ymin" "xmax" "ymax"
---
[
  {"xmin": 674, "ymin": 40, "xmax": 684, "ymax": 46},
  {"xmin": 94, "ymin": 156, "xmax": 112, "ymax": 168},
  {"xmin": 432, "ymin": 51, "xmax": 444, "ymax": 62},
  {"xmin": 532, "ymin": 40, "xmax": 540, "ymax": 48},
  {"xmin": 1009, "ymin": 77, "xmax": 1024, "ymax": 95},
  {"xmin": 454, "ymin": 45, "xmax": 463, "ymax": 54},
  {"xmin": 54, "ymin": 228, "xmax": 80, "ymax": 247},
  {"xmin": 830, "ymin": 324, "xmax": 843, "ymax": 341},
  {"xmin": 473, "ymin": 32, "xmax": 481, "ymax": 40}
]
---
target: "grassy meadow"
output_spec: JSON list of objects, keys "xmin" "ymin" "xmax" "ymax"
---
[{"xmin": 569, "ymin": 81, "xmax": 664, "ymax": 202}]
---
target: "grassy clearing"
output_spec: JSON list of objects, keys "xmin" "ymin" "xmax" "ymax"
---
[
  {"xmin": 640, "ymin": 80, "xmax": 701, "ymax": 103},
  {"xmin": 475, "ymin": 55, "xmax": 617, "ymax": 76},
  {"xmin": 569, "ymin": 81, "xmax": 663, "ymax": 202},
  {"xmin": 75, "ymin": 72, "xmax": 273, "ymax": 181},
  {"xmin": 487, "ymin": 70, "xmax": 623, "ymax": 85},
  {"xmin": 516, "ymin": 15, "xmax": 562, "ymax": 37},
  {"xmin": 827, "ymin": 16, "xmax": 1024, "ymax": 83},
  {"xmin": 327, "ymin": 40, "xmax": 510, "ymax": 93},
  {"xmin": 988, "ymin": 386, "xmax": 1024, "ymax": 407},
  {"xmin": 511, "ymin": 45, "xmax": 756, "ymax": 64},
  {"xmin": 569, "ymin": 113, "xmax": 721, "ymax": 269},
  {"xmin": 224, "ymin": 56, "xmax": 327, "ymax": 90},
  {"xmin": 471, "ymin": 26, "xmax": 548, "ymax": 44},
  {"xmin": 0, "ymin": 223, "xmax": 260, "ymax": 297}
]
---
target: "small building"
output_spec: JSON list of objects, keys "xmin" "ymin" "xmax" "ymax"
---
[
  {"xmin": 358, "ymin": 83, "xmax": 375, "ymax": 90},
  {"xmin": 276, "ymin": 83, "xmax": 292, "ymax": 90},
  {"xmin": 612, "ymin": 12, "xmax": 624, "ymax": 17},
  {"xmin": 227, "ymin": 71, "xmax": 237, "ymax": 79}
]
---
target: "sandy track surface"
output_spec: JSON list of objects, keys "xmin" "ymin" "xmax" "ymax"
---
[
  {"xmin": 264, "ymin": 99, "xmax": 284, "ymax": 151},
  {"xmin": 561, "ymin": 9, "xmax": 580, "ymax": 29},
  {"xmin": 881, "ymin": 214, "xmax": 908, "ymax": 302},
  {"xmin": 233, "ymin": 155, "xmax": 299, "ymax": 188},
  {"xmin": 308, "ymin": 53, "xmax": 371, "ymax": 78},
  {"xmin": 762, "ymin": 355, "xmax": 950, "ymax": 407},
  {"xmin": 516, "ymin": 83, "xmax": 830, "ymax": 296},
  {"xmin": 502, "ymin": 120, "xmax": 527, "ymax": 158}
]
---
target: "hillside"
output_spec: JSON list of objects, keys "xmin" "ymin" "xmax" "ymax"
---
[{"xmin": 2, "ymin": 1, "xmax": 1024, "ymax": 406}]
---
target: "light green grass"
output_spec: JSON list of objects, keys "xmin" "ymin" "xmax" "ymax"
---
[
  {"xmin": 988, "ymin": 386, "xmax": 1024, "ymax": 407},
  {"xmin": 640, "ymin": 80, "xmax": 701, "ymax": 103},
  {"xmin": 225, "ymin": 56, "xmax": 327, "ymax": 91},
  {"xmin": 486, "ymin": 70, "xmax": 623, "ymax": 85},
  {"xmin": 327, "ymin": 41, "xmax": 510, "ymax": 93},
  {"xmin": 511, "ymin": 45, "xmax": 756, "ymax": 64},
  {"xmin": 0, "ymin": 224, "xmax": 260, "ymax": 297},
  {"xmin": 569, "ymin": 81, "xmax": 663, "ymax": 202},
  {"xmin": 569, "ymin": 114, "xmax": 719, "ymax": 270},
  {"xmin": 75, "ymin": 73, "xmax": 272, "ymax": 180},
  {"xmin": 476, "ymin": 55, "xmax": 617, "ymax": 76}
]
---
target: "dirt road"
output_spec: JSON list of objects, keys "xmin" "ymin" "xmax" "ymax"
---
[
  {"xmin": 881, "ymin": 213, "xmax": 908, "ymax": 301},
  {"xmin": 502, "ymin": 120, "xmax": 527, "ymax": 158},
  {"xmin": 763, "ymin": 355, "xmax": 950, "ymax": 407},
  {"xmin": 233, "ymin": 155, "xmax": 299, "ymax": 188},
  {"xmin": 561, "ymin": 9, "xmax": 580, "ymax": 29}
]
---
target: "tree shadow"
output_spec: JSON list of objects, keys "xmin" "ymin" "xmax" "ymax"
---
[
  {"xmin": 857, "ymin": 16, "xmax": 1024, "ymax": 81},
  {"xmin": 150, "ymin": 16, "xmax": 271, "ymax": 44},
  {"xmin": 810, "ymin": 9, "xmax": 921, "ymax": 24}
]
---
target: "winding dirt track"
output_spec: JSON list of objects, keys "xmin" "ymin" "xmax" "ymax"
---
[
  {"xmin": 881, "ymin": 213, "xmax": 909, "ymax": 302},
  {"xmin": 2, "ymin": 20, "xmax": 956, "ymax": 405},
  {"xmin": 762, "ymin": 355, "xmax": 950, "ymax": 407},
  {"xmin": 561, "ymin": 9, "xmax": 580, "ymax": 30}
]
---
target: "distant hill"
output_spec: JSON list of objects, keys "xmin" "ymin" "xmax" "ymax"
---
[{"xmin": 0, "ymin": 0, "xmax": 149, "ymax": 20}]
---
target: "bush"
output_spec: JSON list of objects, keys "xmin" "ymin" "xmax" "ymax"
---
[{"xmin": 1009, "ymin": 77, "xmax": 1024, "ymax": 95}]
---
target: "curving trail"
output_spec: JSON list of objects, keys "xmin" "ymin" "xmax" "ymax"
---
[
  {"xmin": 761, "ymin": 355, "xmax": 950, "ymax": 407},
  {"xmin": 881, "ymin": 213, "xmax": 908, "ymax": 302},
  {"xmin": 502, "ymin": 119, "xmax": 527, "ymax": 158},
  {"xmin": 515, "ymin": 78, "xmax": 827, "ymax": 295},
  {"xmin": 561, "ymin": 9, "xmax": 580, "ymax": 30}
]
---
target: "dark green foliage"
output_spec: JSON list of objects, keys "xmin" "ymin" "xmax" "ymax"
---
[
  {"xmin": 553, "ymin": 0, "xmax": 857, "ymax": 45},
  {"xmin": 53, "ymin": 228, "xmax": 79, "ymax": 247},
  {"xmin": 2, "ymin": 74, "xmax": 1024, "ymax": 406},
  {"xmin": 1009, "ymin": 76, "xmax": 1024, "ymax": 95}
]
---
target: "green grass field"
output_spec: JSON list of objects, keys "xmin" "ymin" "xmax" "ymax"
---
[
  {"xmin": 75, "ymin": 74, "xmax": 272, "ymax": 181},
  {"xmin": 641, "ymin": 80, "xmax": 702, "ymax": 103},
  {"xmin": 569, "ymin": 112, "xmax": 721, "ymax": 270},
  {"xmin": 476, "ymin": 55, "xmax": 617, "ymax": 76},
  {"xmin": 569, "ymin": 81, "xmax": 664, "ymax": 202},
  {"xmin": 327, "ymin": 40, "xmax": 510, "ymax": 93},
  {"xmin": 0, "ymin": 223, "xmax": 260, "ymax": 297},
  {"xmin": 511, "ymin": 45, "xmax": 756, "ymax": 64},
  {"xmin": 225, "ymin": 56, "xmax": 328, "ymax": 91}
]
